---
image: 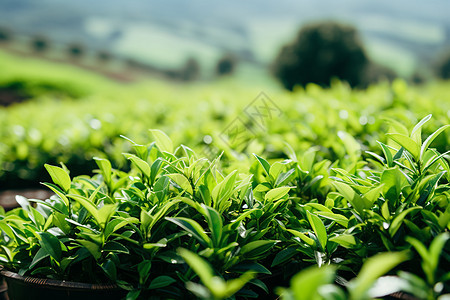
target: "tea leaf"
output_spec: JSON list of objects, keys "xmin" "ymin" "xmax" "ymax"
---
[
  {"xmin": 253, "ymin": 153, "xmax": 270, "ymax": 177},
  {"xmin": 307, "ymin": 211, "xmax": 327, "ymax": 251},
  {"xmin": 287, "ymin": 229, "xmax": 315, "ymax": 246},
  {"xmin": 39, "ymin": 232, "xmax": 62, "ymax": 262},
  {"xmin": 150, "ymin": 129, "xmax": 173, "ymax": 153},
  {"xmin": 420, "ymin": 125, "xmax": 450, "ymax": 160},
  {"xmin": 410, "ymin": 114, "xmax": 432, "ymax": 145},
  {"xmin": 148, "ymin": 276, "xmax": 176, "ymax": 290},
  {"xmin": 389, "ymin": 206, "xmax": 421, "ymax": 237},
  {"xmin": 240, "ymin": 240, "xmax": 278, "ymax": 260},
  {"xmin": 166, "ymin": 173, "xmax": 193, "ymax": 195},
  {"xmin": 386, "ymin": 133, "xmax": 420, "ymax": 160},
  {"xmin": 265, "ymin": 186, "xmax": 291, "ymax": 202},
  {"xmin": 44, "ymin": 164, "xmax": 71, "ymax": 193},
  {"xmin": 348, "ymin": 251, "xmax": 408, "ymax": 300},
  {"xmin": 290, "ymin": 265, "xmax": 336, "ymax": 300},
  {"xmin": 166, "ymin": 217, "xmax": 211, "ymax": 248}
]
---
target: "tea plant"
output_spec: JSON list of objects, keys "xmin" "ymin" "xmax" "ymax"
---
[{"xmin": 0, "ymin": 116, "xmax": 449, "ymax": 299}]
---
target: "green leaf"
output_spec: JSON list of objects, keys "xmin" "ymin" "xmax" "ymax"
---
[
  {"xmin": 265, "ymin": 186, "xmax": 292, "ymax": 202},
  {"xmin": 253, "ymin": 153, "xmax": 270, "ymax": 177},
  {"xmin": 287, "ymin": 229, "xmax": 315, "ymax": 246},
  {"xmin": 290, "ymin": 265, "xmax": 336, "ymax": 300},
  {"xmin": 275, "ymin": 169, "xmax": 296, "ymax": 187},
  {"xmin": 222, "ymin": 272, "xmax": 255, "ymax": 299},
  {"xmin": 329, "ymin": 234, "xmax": 357, "ymax": 248},
  {"xmin": 42, "ymin": 183, "xmax": 70, "ymax": 208},
  {"xmin": 101, "ymin": 259, "xmax": 117, "ymax": 281},
  {"xmin": 29, "ymin": 247, "xmax": 50, "ymax": 269},
  {"xmin": 240, "ymin": 240, "xmax": 278, "ymax": 260},
  {"xmin": 315, "ymin": 211, "xmax": 349, "ymax": 228},
  {"xmin": 410, "ymin": 114, "xmax": 432, "ymax": 145},
  {"xmin": 94, "ymin": 157, "xmax": 112, "ymax": 184},
  {"xmin": 389, "ymin": 206, "xmax": 421, "ymax": 237},
  {"xmin": 39, "ymin": 232, "xmax": 62, "ymax": 262},
  {"xmin": 148, "ymin": 276, "xmax": 176, "ymax": 290},
  {"xmin": 77, "ymin": 240, "xmax": 101, "ymax": 260},
  {"xmin": 271, "ymin": 246, "xmax": 298, "ymax": 267},
  {"xmin": 333, "ymin": 181, "xmax": 366, "ymax": 215},
  {"xmin": 44, "ymin": 164, "xmax": 71, "ymax": 192},
  {"xmin": 201, "ymin": 205, "xmax": 223, "ymax": 248},
  {"xmin": 150, "ymin": 129, "xmax": 173, "ymax": 153},
  {"xmin": 103, "ymin": 241, "xmax": 129, "ymax": 254},
  {"xmin": 67, "ymin": 194, "xmax": 100, "ymax": 225},
  {"xmin": 211, "ymin": 170, "xmax": 237, "ymax": 212},
  {"xmin": 381, "ymin": 168, "xmax": 408, "ymax": 202},
  {"xmin": 348, "ymin": 251, "xmax": 409, "ymax": 300},
  {"xmin": 97, "ymin": 204, "xmax": 117, "ymax": 228},
  {"xmin": 166, "ymin": 173, "xmax": 193, "ymax": 195},
  {"xmin": 307, "ymin": 211, "xmax": 327, "ymax": 251},
  {"xmin": 166, "ymin": 217, "xmax": 211, "ymax": 248},
  {"xmin": 125, "ymin": 154, "xmax": 151, "ymax": 179},
  {"xmin": 386, "ymin": 133, "xmax": 420, "ymax": 160},
  {"xmin": 178, "ymin": 248, "xmax": 214, "ymax": 289},
  {"xmin": 420, "ymin": 124, "xmax": 450, "ymax": 160}
]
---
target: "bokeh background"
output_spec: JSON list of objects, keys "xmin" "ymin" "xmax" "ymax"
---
[{"xmin": 1, "ymin": 0, "xmax": 449, "ymax": 84}]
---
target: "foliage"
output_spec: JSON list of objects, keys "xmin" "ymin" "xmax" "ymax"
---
[{"xmin": 1, "ymin": 117, "xmax": 449, "ymax": 299}]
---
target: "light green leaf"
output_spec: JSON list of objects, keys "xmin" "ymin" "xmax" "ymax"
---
[
  {"xmin": 420, "ymin": 124, "xmax": 450, "ymax": 160},
  {"xmin": 253, "ymin": 153, "xmax": 270, "ymax": 177},
  {"xmin": 348, "ymin": 251, "xmax": 408, "ymax": 300},
  {"xmin": 150, "ymin": 129, "xmax": 173, "ymax": 153},
  {"xmin": 166, "ymin": 217, "xmax": 211, "ymax": 248},
  {"xmin": 77, "ymin": 239, "xmax": 101, "ymax": 260},
  {"xmin": 315, "ymin": 211, "xmax": 349, "ymax": 228},
  {"xmin": 410, "ymin": 114, "xmax": 432, "ymax": 145},
  {"xmin": 329, "ymin": 234, "xmax": 357, "ymax": 248},
  {"xmin": 166, "ymin": 173, "xmax": 193, "ymax": 195},
  {"xmin": 307, "ymin": 211, "xmax": 327, "ymax": 251},
  {"xmin": 333, "ymin": 181, "xmax": 366, "ymax": 215},
  {"xmin": 201, "ymin": 205, "xmax": 223, "ymax": 248},
  {"xmin": 94, "ymin": 157, "xmax": 112, "ymax": 184},
  {"xmin": 265, "ymin": 187, "xmax": 292, "ymax": 202},
  {"xmin": 389, "ymin": 206, "xmax": 421, "ymax": 237},
  {"xmin": 178, "ymin": 248, "xmax": 215, "ymax": 289},
  {"xmin": 125, "ymin": 154, "xmax": 151, "ymax": 179},
  {"xmin": 287, "ymin": 229, "xmax": 315, "ymax": 246},
  {"xmin": 386, "ymin": 133, "xmax": 420, "ymax": 160},
  {"xmin": 291, "ymin": 265, "xmax": 336, "ymax": 300},
  {"xmin": 211, "ymin": 170, "xmax": 237, "ymax": 212},
  {"xmin": 67, "ymin": 194, "xmax": 100, "ymax": 224},
  {"xmin": 44, "ymin": 164, "xmax": 71, "ymax": 193}
]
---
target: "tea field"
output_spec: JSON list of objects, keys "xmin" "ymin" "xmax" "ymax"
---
[{"xmin": 0, "ymin": 50, "xmax": 449, "ymax": 299}]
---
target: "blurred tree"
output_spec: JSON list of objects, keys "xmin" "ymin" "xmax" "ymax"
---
[
  {"xmin": 272, "ymin": 21, "xmax": 369, "ymax": 90},
  {"xmin": 434, "ymin": 51, "xmax": 450, "ymax": 79},
  {"xmin": 363, "ymin": 62, "xmax": 397, "ymax": 85},
  {"xmin": 67, "ymin": 43, "xmax": 85, "ymax": 59},
  {"xmin": 0, "ymin": 27, "xmax": 12, "ymax": 43},
  {"xmin": 216, "ymin": 53, "xmax": 237, "ymax": 76},
  {"xmin": 31, "ymin": 36, "xmax": 49, "ymax": 53},
  {"xmin": 97, "ymin": 50, "xmax": 112, "ymax": 63},
  {"xmin": 180, "ymin": 57, "xmax": 200, "ymax": 81}
]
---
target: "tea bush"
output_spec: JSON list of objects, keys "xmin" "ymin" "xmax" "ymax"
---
[{"xmin": 0, "ymin": 120, "xmax": 448, "ymax": 299}]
